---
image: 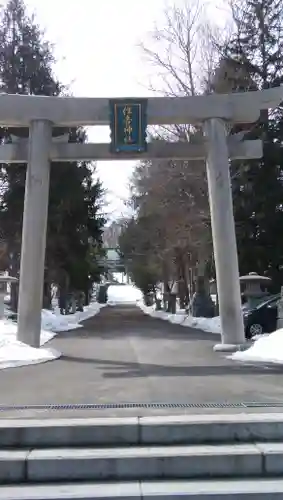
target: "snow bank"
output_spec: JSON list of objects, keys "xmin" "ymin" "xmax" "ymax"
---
[
  {"xmin": 182, "ymin": 314, "xmax": 221, "ymax": 334},
  {"xmin": 107, "ymin": 285, "xmax": 143, "ymax": 305},
  {"xmin": 0, "ymin": 300, "xmax": 104, "ymax": 370},
  {"xmin": 0, "ymin": 319, "xmax": 60, "ymax": 370},
  {"xmin": 230, "ymin": 328, "xmax": 283, "ymax": 364},
  {"xmin": 48, "ymin": 301, "xmax": 105, "ymax": 332},
  {"xmin": 139, "ymin": 300, "xmax": 283, "ymax": 365},
  {"xmin": 42, "ymin": 309, "xmax": 82, "ymax": 332},
  {"xmin": 139, "ymin": 301, "xmax": 221, "ymax": 335}
]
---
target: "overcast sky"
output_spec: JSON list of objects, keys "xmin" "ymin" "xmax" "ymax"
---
[
  {"xmin": 20, "ymin": 0, "xmax": 167, "ymax": 218},
  {"xmin": 21, "ymin": 0, "xmax": 225, "ymax": 219}
]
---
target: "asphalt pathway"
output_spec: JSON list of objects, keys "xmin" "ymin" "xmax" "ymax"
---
[{"xmin": 0, "ymin": 305, "xmax": 283, "ymax": 418}]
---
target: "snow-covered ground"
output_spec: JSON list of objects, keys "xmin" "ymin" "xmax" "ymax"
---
[
  {"xmin": 0, "ymin": 301, "xmax": 104, "ymax": 370},
  {"xmin": 45, "ymin": 302, "xmax": 105, "ymax": 331},
  {"xmin": 107, "ymin": 284, "xmax": 143, "ymax": 305},
  {"xmin": 229, "ymin": 330, "xmax": 283, "ymax": 364},
  {"xmin": 139, "ymin": 302, "xmax": 221, "ymax": 335},
  {"xmin": 0, "ymin": 321, "xmax": 59, "ymax": 370},
  {"xmin": 139, "ymin": 301, "xmax": 283, "ymax": 366}
]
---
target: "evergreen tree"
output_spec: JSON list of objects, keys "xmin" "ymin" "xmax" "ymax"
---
[
  {"xmin": 0, "ymin": 0, "xmax": 105, "ymax": 308},
  {"xmin": 219, "ymin": 0, "xmax": 283, "ymax": 286}
]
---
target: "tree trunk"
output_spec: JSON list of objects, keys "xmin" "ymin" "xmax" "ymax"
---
[
  {"xmin": 58, "ymin": 271, "xmax": 69, "ymax": 314},
  {"xmin": 10, "ymin": 251, "xmax": 19, "ymax": 312},
  {"xmin": 197, "ymin": 251, "xmax": 210, "ymax": 294},
  {"xmin": 42, "ymin": 280, "xmax": 52, "ymax": 309},
  {"xmin": 58, "ymin": 286, "xmax": 67, "ymax": 314},
  {"xmin": 175, "ymin": 249, "xmax": 189, "ymax": 309},
  {"xmin": 162, "ymin": 260, "xmax": 170, "ymax": 311},
  {"xmin": 168, "ymin": 293, "xmax": 177, "ymax": 314},
  {"xmin": 84, "ymin": 284, "xmax": 90, "ymax": 306},
  {"xmin": 10, "ymin": 282, "xmax": 19, "ymax": 313},
  {"xmin": 183, "ymin": 262, "xmax": 190, "ymax": 306}
]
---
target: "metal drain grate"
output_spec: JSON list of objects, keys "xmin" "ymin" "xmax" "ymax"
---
[{"xmin": 0, "ymin": 401, "xmax": 283, "ymax": 411}]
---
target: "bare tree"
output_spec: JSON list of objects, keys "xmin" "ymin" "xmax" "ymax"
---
[
  {"xmin": 137, "ymin": 0, "xmax": 223, "ymax": 286},
  {"xmin": 139, "ymin": 0, "xmax": 222, "ymax": 97},
  {"xmin": 129, "ymin": 151, "xmax": 211, "ymax": 307}
]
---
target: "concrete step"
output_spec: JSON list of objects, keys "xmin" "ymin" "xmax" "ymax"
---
[
  {"xmin": 2, "ymin": 413, "xmax": 283, "ymax": 448},
  {"xmin": 4, "ymin": 442, "xmax": 283, "ymax": 482},
  {"xmin": 2, "ymin": 479, "xmax": 283, "ymax": 499}
]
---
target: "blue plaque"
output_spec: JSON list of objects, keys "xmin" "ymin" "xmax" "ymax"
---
[{"xmin": 109, "ymin": 98, "xmax": 147, "ymax": 153}]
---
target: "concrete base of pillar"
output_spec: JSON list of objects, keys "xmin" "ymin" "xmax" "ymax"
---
[{"xmin": 213, "ymin": 342, "xmax": 248, "ymax": 353}]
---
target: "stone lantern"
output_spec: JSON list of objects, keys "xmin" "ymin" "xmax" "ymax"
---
[
  {"xmin": 0, "ymin": 274, "xmax": 18, "ymax": 319},
  {"xmin": 239, "ymin": 272, "xmax": 271, "ymax": 308}
]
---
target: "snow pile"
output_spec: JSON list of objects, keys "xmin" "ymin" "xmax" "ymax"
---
[
  {"xmin": 42, "ymin": 309, "xmax": 82, "ymax": 332},
  {"xmin": 230, "ymin": 328, "xmax": 283, "ymax": 364},
  {"xmin": 182, "ymin": 314, "xmax": 221, "ymax": 334},
  {"xmin": 139, "ymin": 301, "xmax": 221, "ymax": 335},
  {"xmin": 48, "ymin": 301, "xmax": 105, "ymax": 332},
  {"xmin": 0, "ymin": 319, "xmax": 60, "ymax": 370},
  {"xmin": 107, "ymin": 285, "xmax": 143, "ymax": 305},
  {"xmin": 0, "ymin": 300, "xmax": 104, "ymax": 370}
]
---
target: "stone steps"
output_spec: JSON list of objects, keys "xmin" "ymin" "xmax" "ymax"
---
[
  {"xmin": 1, "ymin": 413, "xmax": 283, "ymax": 448},
  {"xmin": 1, "ymin": 413, "xmax": 283, "ymax": 498},
  {"xmin": 3, "ymin": 442, "xmax": 283, "ymax": 482},
  {"xmin": 1, "ymin": 479, "xmax": 283, "ymax": 499}
]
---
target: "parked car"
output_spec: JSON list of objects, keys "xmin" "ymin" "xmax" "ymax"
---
[{"xmin": 243, "ymin": 294, "xmax": 281, "ymax": 339}]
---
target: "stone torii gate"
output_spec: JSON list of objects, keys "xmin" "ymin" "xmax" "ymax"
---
[{"xmin": 0, "ymin": 88, "xmax": 282, "ymax": 351}]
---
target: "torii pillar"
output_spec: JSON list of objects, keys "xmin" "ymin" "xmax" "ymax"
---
[
  {"xmin": 204, "ymin": 118, "xmax": 244, "ymax": 351},
  {"xmin": 17, "ymin": 120, "xmax": 52, "ymax": 348}
]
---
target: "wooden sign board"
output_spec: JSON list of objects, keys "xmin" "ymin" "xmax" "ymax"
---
[{"xmin": 109, "ymin": 98, "xmax": 147, "ymax": 153}]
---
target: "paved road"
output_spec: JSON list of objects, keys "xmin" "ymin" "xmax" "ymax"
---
[{"xmin": 0, "ymin": 305, "xmax": 283, "ymax": 418}]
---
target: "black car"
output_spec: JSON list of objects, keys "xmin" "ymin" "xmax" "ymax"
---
[{"xmin": 243, "ymin": 294, "xmax": 281, "ymax": 339}]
